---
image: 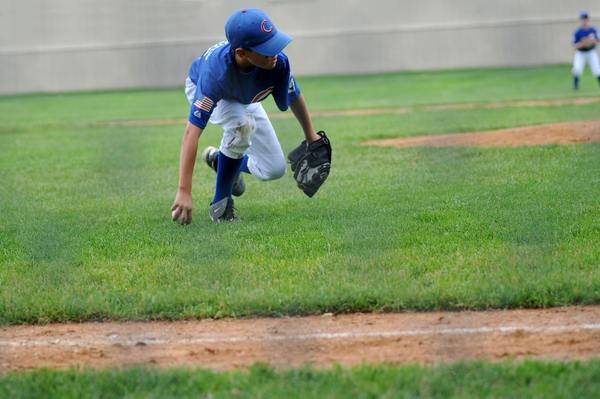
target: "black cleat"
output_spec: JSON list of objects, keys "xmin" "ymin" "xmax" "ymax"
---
[{"xmin": 201, "ymin": 146, "xmax": 245, "ymax": 197}]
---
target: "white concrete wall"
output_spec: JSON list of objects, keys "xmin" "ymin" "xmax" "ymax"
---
[{"xmin": 1, "ymin": 0, "xmax": 599, "ymax": 94}]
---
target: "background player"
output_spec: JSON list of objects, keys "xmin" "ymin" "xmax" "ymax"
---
[
  {"xmin": 171, "ymin": 8, "xmax": 321, "ymax": 224},
  {"xmin": 572, "ymin": 12, "xmax": 600, "ymax": 90}
]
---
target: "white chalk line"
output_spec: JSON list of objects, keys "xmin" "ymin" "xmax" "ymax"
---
[{"xmin": 1, "ymin": 323, "xmax": 599, "ymax": 348}]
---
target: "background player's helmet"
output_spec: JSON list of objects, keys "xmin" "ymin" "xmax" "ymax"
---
[
  {"xmin": 580, "ymin": 11, "xmax": 589, "ymax": 20},
  {"xmin": 225, "ymin": 8, "xmax": 292, "ymax": 56}
]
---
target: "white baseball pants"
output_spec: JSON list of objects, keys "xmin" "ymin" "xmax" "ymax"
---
[
  {"xmin": 185, "ymin": 78, "xmax": 286, "ymax": 181},
  {"xmin": 572, "ymin": 50, "xmax": 600, "ymax": 77}
]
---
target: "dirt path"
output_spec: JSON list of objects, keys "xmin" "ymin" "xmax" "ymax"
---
[
  {"xmin": 98, "ymin": 97, "xmax": 600, "ymax": 127},
  {"xmin": 363, "ymin": 120, "xmax": 600, "ymax": 148},
  {"xmin": 1, "ymin": 306, "xmax": 599, "ymax": 372}
]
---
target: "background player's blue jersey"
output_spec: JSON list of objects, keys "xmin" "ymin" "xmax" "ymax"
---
[
  {"xmin": 187, "ymin": 41, "xmax": 301, "ymax": 129},
  {"xmin": 573, "ymin": 27, "xmax": 598, "ymax": 51}
]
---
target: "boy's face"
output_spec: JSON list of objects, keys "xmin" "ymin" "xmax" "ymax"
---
[
  {"xmin": 581, "ymin": 17, "xmax": 590, "ymax": 28},
  {"xmin": 241, "ymin": 49, "xmax": 278, "ymax": 70}
]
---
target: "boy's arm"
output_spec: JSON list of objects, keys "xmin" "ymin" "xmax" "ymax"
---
[
  {"xmin": 287, "ymin": 94, "xmax": 332, "ymax": 197},
  {"xmin": 575, "ymin": 39, "xmax": 593, "ymax": 49},
  {"xmin": 290, "ymin": 94, "xmax": 320, "ymax": 143},
  {"xmin": 172, "ymin": 121, "xmax": 203, "ymax": 224}
]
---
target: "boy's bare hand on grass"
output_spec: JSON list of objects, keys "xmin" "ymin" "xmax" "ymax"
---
[{"xmin": 171, "ymin": 190, "xmax": 193, "ymax": 225}]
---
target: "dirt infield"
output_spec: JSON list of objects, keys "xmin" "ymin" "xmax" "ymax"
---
[
  {"xmin": 98, "ymin": 97, "xmax": 600, "ymax": 127},
  {"xmin": 1, "ymin": 306, "xmax": 599, "ymax": 372},
  {"xmin": 363, "ymin": 120, "xmax": 600, "ymax": 148}
]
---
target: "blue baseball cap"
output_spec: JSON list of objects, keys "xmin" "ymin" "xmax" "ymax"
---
[
  {"xmin": 225, "ymin": 8, "xmax": 292, "ymax": 56},
  {"xmin": 580, "ymin": 11, "xmax": 589, "ymax": 19}
]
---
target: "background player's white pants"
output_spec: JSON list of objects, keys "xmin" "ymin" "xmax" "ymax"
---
[
  {"xmin": 572, "ymin": 50, "xmax": 600, "ymax": 77},
  {"xmin": 185, "ymin": 78, "xmax": 286, "ymax": 181}
]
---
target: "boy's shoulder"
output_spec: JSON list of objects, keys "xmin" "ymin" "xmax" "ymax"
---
[
  {"xmin": 202, "ymin": 41, "xmax": 230, "ymax": 62},
  {"xmin": 278, "ymin": 51, "xmax": 290, "ymax": 63},
  {"xmin": 576, "ymin": 26, "xmax": 598, "ymax": 34},
  {"xmin": 190, "ymin": 41, "xmax": 232, "ymax": 82},
  {"xmin": 274, "ymin": 51, "xmax": 292, "ymax": 72}
]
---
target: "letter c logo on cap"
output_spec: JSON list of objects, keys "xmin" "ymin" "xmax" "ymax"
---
[{"xmin": 260, "ymin": 19, "xmax": 273, "ymax": 33}]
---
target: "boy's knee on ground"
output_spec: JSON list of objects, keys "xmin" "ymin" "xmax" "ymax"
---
[
  {"xmin": 263, "ymin": 161, "xmax": 286, "ymax": 180},
  {"xmin": 251, "ymin": 157, "xmax": 286, "ymax": 181}
]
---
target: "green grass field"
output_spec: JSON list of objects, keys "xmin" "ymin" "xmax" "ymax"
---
[
  {"xmin": 1, "ymin": 64, "xmax": 599, "ymax": 397},
  {"xmin": 1, "ymin": 65, "xmax": 599, "ymax": 324},
  {"xmin": 1, "ymin": 361, "xmax": 600, "ymax": 399}
]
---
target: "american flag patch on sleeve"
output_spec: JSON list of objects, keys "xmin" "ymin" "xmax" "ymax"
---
[{"xmin": 194, "ymin": 97, "xmax": 214, "ymax": 113}]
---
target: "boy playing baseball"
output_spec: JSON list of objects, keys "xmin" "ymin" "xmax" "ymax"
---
[
  {"xmin": 171, "ymin": 8, "xmax": 322, "ymax": 224},
  {"xmin": 572, "ymin": 12, "xmax": 600, "ymax": 90}
]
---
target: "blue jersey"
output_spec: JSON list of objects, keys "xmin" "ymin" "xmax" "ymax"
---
[
  {"xmin": 573, "ymin": 27, "xmax": 598, "ymax": 51},
  {"xmin": 187, "ymin": 41, "xmax": 301, "ymax": 129}
]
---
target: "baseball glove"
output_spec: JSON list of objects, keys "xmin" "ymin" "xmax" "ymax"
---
[
  {"xmin": 581, "ymin": 36, "xmax": 597, "ymax": 48},
  {"xmin": 288, "ymin": 131, "xmax": 332, "ymax": 197}
]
